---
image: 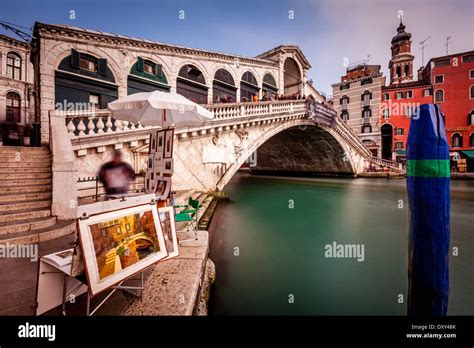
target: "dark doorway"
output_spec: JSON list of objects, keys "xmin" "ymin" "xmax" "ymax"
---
[{"xmin": 381, "ymin": 124, "xmax": 393, "ymax": 160}]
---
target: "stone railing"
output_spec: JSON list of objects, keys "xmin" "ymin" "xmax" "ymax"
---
[
  {"xmin": 370, "ymin": 156, "xmax": 405, "ymax": 173},
  {"xmin": 61, "ymin": 109, "xmax": 154, "ymax": 138},
  {"xmin": 204, "ymin": 99, "xmax": 306, "ymax": 120},
  {"xmin": 60, "ymin": 99, "xmax": 309, "ymax": 139}
]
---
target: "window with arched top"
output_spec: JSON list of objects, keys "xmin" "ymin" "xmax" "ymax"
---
[
  {"xmin": 128, "ymin": 57, "xmax": 169, "ymax": 95},
  {"xmin": 240, "ymin": 71, "xmax": 259, "ymax": 102},
  {"xmin": 452, "ymin": 133, "xmax": 463, "ymax": 148},
  {"xmin": 396, "ymin": 66, "xmax": 402, "ymax": 78},
  {"xmin": 213, "ymin": 69, "xmax": 236, "ymax": 103},
  {"xmin": 177, "ymin": 65, "xmax": 208, "ymax": 104},
  {"xmin": 262, "ymin": 73, "xmax": 278, "ymax": 99},
  {"xmin": 435, "ymin": 89, "xmax": 444, "ymax": 102},
  {"xmin": 6, "ymin": 52, "xmax": 21, "ymax": 80},
  {"xmin": 6, "ymin": 92, "xmax": 21, "ymax": 123},
  {"xmin": 361, "ymin": 90, "xmax": 372, "ymax": 101},
  {"xmin": 470, "ymin": 85, "xmax": 474, "ymax": 99}
]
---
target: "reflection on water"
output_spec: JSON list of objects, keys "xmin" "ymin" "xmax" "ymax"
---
[{"xmin": 208, "ymin": 173, "xmax": 474, "ymax": 315}]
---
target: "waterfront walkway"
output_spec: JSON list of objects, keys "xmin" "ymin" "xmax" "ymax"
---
[{"xmin": 0, "ymin": 191, "xmax": 215, "ymax": 316}]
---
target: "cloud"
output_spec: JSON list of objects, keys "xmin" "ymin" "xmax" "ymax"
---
[{"xmin": 303, "ymin": 0, "xmax": 474, "ymax": 95}]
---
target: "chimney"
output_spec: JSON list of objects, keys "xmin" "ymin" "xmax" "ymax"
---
[{"xmin": 417, "ymin": 67, "xmax": 425, "ymax": 81}]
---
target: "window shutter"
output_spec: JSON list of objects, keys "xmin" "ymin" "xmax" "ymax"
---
[
  {"xmin": 137, "ymin": 57, "xmax": 144, "ymax": 72},
  {"xmin": 155, "ymin": 63, "xmax": 163, "ymax": 77},
  {"xmin": 98, "ymin": 58, "xmax": 107, "ymax": 76},
  {"xmin": 71, "ymin": 49, "xmax": 80, "ymax": 69},
  {"xmin": 361, "ymin": 93, "xmax": 364, "ymax": 101},
  {"xmin": 369, "ymin": 92, "xmax": 373, "ymax": 99}
]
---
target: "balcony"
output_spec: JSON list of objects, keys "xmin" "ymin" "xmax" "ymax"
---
[
  {"xmin": 361, "ymin": 99, "xmax": 371, "ymax": 107},
  {"xmin": 341, "ymin": 103, "xmax": 348, "ymax": 110}
]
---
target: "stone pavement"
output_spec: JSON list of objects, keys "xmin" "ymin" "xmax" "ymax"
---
[{"xmin": 123, "ymin": 230, "xmax": 213, "ymax": 315}]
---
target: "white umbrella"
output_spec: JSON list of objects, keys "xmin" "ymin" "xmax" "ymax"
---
[{"xmin": 108, "ymin": 90, "xmax": 214, "ymax": 127}]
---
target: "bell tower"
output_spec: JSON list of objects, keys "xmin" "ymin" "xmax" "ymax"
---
[{"xmin": 389, "ymin": 19, "xmax": 414, "ymax": 85}]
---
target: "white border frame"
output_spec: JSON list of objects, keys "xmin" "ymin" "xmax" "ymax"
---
[
  {"xmin": 164, "ymin": 129, "xmax": 174, "ymax": 158},
  {"xmin": 155, "ymin": 177, "xmax": 171, "ymax": 200},
  {"xmin": 158, "ymin": 206, "xmax": 179, "ymax": 259},
  {"xmin": 163, "ymin": 158, "xmax": 174, "ymax": 175},
  {"xmin": 78, "ymin": 203, "xmax": 167, "ymax": 297}
]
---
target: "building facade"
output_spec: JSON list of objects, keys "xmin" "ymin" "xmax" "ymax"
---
[
  {"xmin": 332, "ymin": 64, "xmax": 384, "ymax": 157},
  {"xmin": 28, "ymin": 22, "xmax": 322, "ymax": 145},
  {"xmin": 0, "ymin": 34, "xmax": 35, "ymax": 145},
  {"xmin": 380, "ymin": 81, "xmax": 432, "ymax": 161},
  {"xmin": 423, "ymin": 51, "xmax": 474, "ymax": 154}
]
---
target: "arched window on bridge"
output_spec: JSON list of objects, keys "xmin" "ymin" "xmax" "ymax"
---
[
  {"xmin": 262, "ymin": 73, "xmax": 278, "ymax": 99},
  {"xmin": 283, "ymin": 57, "xmax": 302, "ymax": 96},
  {"xmin": 213, "ymin": 69, "xmax": 236, "ymax": 103},
  {"xmin": 177, "ymin": 64, "xmax": 208, "ymax": 104},
  {"xmin": 240, "ymin": 71, "xmax": 259, "ymax": 102},
  {"xmin": 55, "ymin": 49, "xmax": 117, "ymax": 110},
  {"xmin": 6, "ymin": 92, "xmax": 21, "ymax": 123},
  {"xmin": 128, "ymin": 57, "xmax": 170, "ymax": 94}
]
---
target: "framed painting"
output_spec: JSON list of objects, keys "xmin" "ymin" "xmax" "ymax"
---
[
  {"xmin": 162, "ymin": 158, "xmax": 174, "ymax": 175},
  {"xmin": 155, "ymin": 177, "xmax": 171, "ymax": 200},
  {"xmin": 158, "ymin": 206, "xmax": 179, "ymax": 259},
  {"xmin": 153, "ymin": 152, "xmax": 163, "ymax": 178},
  {"xmin": 164, "ymin": 129, "xmax": 174, "ymax": 158},
  {"xmin": 78, "ymin": 203, "xmax": 168, "ymax": 296},
  {"xmin": 156, "ymin": 130, "xmax": 165, "ymax": 154},
  {"xmin": 149, "ymin": 131, "xmax": 158, "ymax": 154}
]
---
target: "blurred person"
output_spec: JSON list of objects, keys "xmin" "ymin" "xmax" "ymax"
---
[{"xmin": 98, "ymin": 149, "xmax": 135, "ymax": 199}]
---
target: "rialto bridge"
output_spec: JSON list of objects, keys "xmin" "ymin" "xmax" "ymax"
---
[{"xmin": 46, "ymin": 98, "xmax": 402, "ymax": 220}]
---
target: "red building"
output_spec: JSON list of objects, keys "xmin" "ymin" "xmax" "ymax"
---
[
  {"xmin": 379, "ymin": 20, "xmax": 432, "ymax": 162},
  {"xmin": 423, "ymin": 51, "xmax": 474, "ymax": 156},
  {"xmin": 379, "ymin": 21, "xmax": 474, "ymax": 169},
  {"xmin": 381, "ymin": 82, "xmax": 432, "ymax": 162}
]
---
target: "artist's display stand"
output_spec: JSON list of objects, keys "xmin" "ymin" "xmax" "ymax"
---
[
  {"xmin": 85, "ymin": 272, "xmax": 144, "ymax": 316},
  {"xmin": 37, "ymin": 250, "xmax": 145, "ymax": 316}
]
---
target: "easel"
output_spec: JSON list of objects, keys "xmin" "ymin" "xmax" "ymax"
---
[
  {"xmin": 85, "ymin": 271, "xmax": 145, "ymax": 316},
  {"xmin": 37, "ymin": 250, "xmax": 145, "ymax": 316}
]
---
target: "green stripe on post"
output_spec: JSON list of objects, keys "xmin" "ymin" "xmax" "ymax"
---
[{"xmin": 406, "ymin": 160, "xmax": 450, "ymax": 177}]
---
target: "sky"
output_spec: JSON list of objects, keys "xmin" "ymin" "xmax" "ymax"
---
[{"xmin": 1, "ymin": 0, "xmax": 473, "ymax": 95}]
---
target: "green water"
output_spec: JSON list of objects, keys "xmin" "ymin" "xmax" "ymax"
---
[{"xmin": 208, "ymin": 173, "xmax": 474, "ymax": 315}]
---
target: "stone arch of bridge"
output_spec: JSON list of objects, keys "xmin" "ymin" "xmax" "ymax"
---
[{"xmin": 215, "ymin": 120, "xmax": 356, "ymax": 190}]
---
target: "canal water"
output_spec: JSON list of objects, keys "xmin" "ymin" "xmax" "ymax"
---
[{"xmin": 208, "ymin": 173, "xmax": 474, "ymax": 315}]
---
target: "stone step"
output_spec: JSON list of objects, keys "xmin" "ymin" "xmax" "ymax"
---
[
  {"xmin": 0, "ymin": 191, "xmax": 52, "ymax": 203},
  {"xmin": 0, "ymin": 178, "xmax": 52, "ymax": 186},
  {"xmin": 0, "ymin": 219, "xmax": 76, "ymax": 245},
  {"xmin": 0, "ymin": 184, "xmax": 52, "ymax": 194},
  {"xmin": 0, "ymin": 155, "xmax": 51, "ymax": 163},
  {"xmin": 0, "ymin": 208, "xmax": 51, "ymax": 223},
  {"xmin": 0, "ymin": 146, "xmax": 49, "ymax": 153},
  {"xmin": 2, "ymin": 161, "xmax": 51, "ymax": 168},
  {"xmin": 0, "ymin": 172, "xmax": 52, "ymax": 180},
  {"xmin": 0, "ymin": 167, "xmax": 51, "ymax": 174},
  {"xmin": 0, "ymin": 216, "xmax": 57, "ymax": 235},
  {"xmin": 0, "ymin": 199, "xmax": 51, "ymax": 212}
]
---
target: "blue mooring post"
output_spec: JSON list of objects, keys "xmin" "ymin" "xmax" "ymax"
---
[{"xmin": 406, "ymin": 104, "xmax": 450, "ymax": 316}]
